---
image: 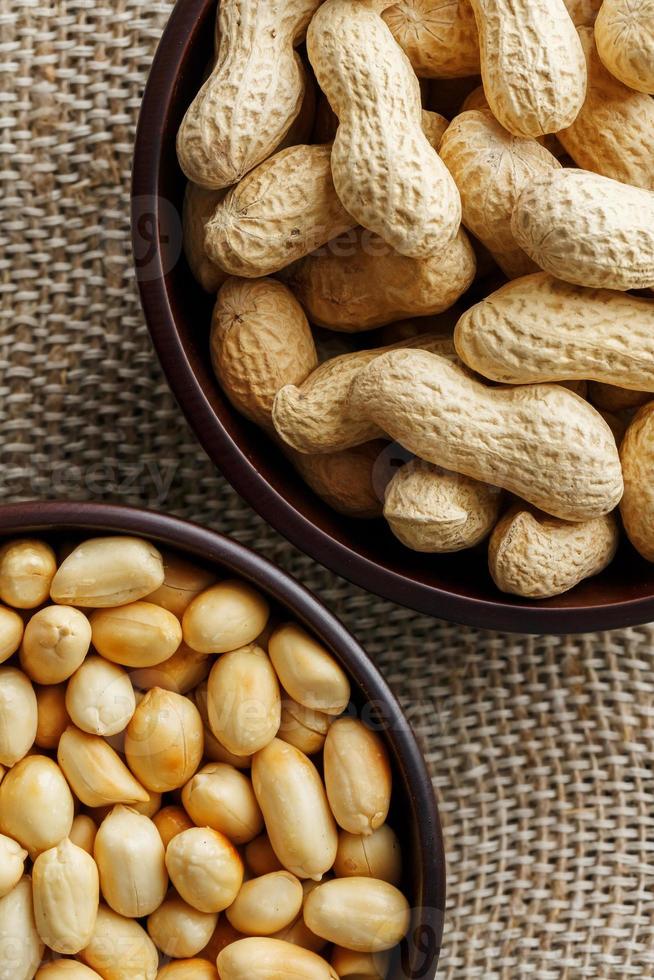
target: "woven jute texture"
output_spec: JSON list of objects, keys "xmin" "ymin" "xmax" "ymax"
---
[{"xmin": 2, "ymin": 2, "xmax": 654, "ymax": 976}]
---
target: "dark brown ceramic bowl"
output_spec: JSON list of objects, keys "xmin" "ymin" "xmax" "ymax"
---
[
  {"xmin": 132, "ymin": 0, "xmax": 654, "ymax": 634},
  {"xmin": 0, "ymin": 500, "xmax": 444, "ymax": 977}
]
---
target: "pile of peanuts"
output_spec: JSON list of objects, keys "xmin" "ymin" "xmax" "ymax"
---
[
  {"xmin": 0, "ymin": 535, "xmax": 409, "ymax": 980},
  {"xmin": 177, "ymin": 0, "xmax": 654, "ymax": 600}
]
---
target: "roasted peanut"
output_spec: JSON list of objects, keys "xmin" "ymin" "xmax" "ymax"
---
[
  {"xmin": 146, "ymin": 551, "xmax": 217, "ymax": 618},
  {"xmin": 279, "ymin": 696, "xmax": 332, "ymax": 755},
  {"xmin": 0, "ymin": 605, "xmax": 23, "ymax": 662},
  {"xmin": 124, "ymin": 688, "xmax": 204, "ymax": 793},
  {"xmin": 439, "ymin": 110, "xmax": 561, "ymax": 278},
  {"xmin": 595, "ymin": 0, "xmax": 654, "ymax": 94},
  {"xmin": 384, "ymin": 459, "xmax": 502, "ymax": 552},
  {"xmin": 210, "ymin": 277, "xmax": 318, "ymax": 429},
  {"xmin": 469, "ymin": 0, "xmax": 587, "ymax": 138},
  {"xmin": 153, "ymin": 805, "xmax": 195, "ymax": 849},
  {"xmin": 226, "ymin": 871, "xmax": 304, "ymax": 935},
  {"xmin": 51, "ymin": 536, "xmax": 165, "ymax": 607},
  {"xmin": 35, "ymin": 683, "xmax": 70, "ymax": 749},
  {"xmin": 331, "ymin": 946, "xmax": 390, "ymax": 979},
  {"xmin": 36, "ymin": 963, "xmax": 103, "ymax": 979},
  {"xmin": 0, "ymin": 666, "xmax": 37, "ymax": 766},
  {"xmin": 217, "ymin": 937, "xmax": 339, "ymax": 979},
  {"xmin": 0, "ymin": 834, "xmax": 27, "ymax": 898},
  {"xmin": 206, "ymin": 645, "xmax": 281, "ymax": 756},
  {"xmin": 307, "ymin": 0, "xmax": 461, "ymax": 258},
  {"xmin": 0, "ymin": 538, "xmax": 56, "ymax": 609},
  {"xmin": 129, "ymin": 642, "xmax": 212, "ymax": 696},
  {"xmin": 620, "ymin": 401, "xmax": 654, "ymax": 559},
  {"xmin": 204, "ymin": 144, "xmax": 355, "ymax": 278},
  {"xmin": 245, "ymin": 834, "xmax": 284, "ymax": 877},
  {"xmin": 177, "ymin": 0, "xmax": 320, "ymax": 188},
  {"xmin": 324, "ymin": 719, "xmax": 391, "ymax": 836},
  {"xmin": 334, "ymin": 825, "xmax": 402, "ymax": 886},
  {"xmin": 90, "ymin": 601, "xmax": 182, "ymax": 668},
  {"xmin": 32, "ymin": 838, "xmax": 99, "ymax": 954},
  {"xmin": 66, "ymin": 655, "xmax": 135, "ymax": 737},
  {"xmin": 183, "ymin": 581, "xmax": 269, "ymax": 654},
  {"xmin": 268, "ymin": 624, "xmax": 350, "ymax": 716},
  {"xmin": 271, "ymin": 878, "xmax": 327, "ymax": 952},
  {"xmin": 511, "ymin": 169, "xmax": 654, "ymax": 290},
  {"xmin": 182, "ymin": 763, "xmax": 263, "ymax": 845},
  {"xmin": 147, "ymin": 893, "xmax": 217, "ymax": 958},
  {"xmin": 79, "ymin": 904, "xmax": 159, "ymax": 980},
  {"xmin": 303, "ymin": 877, "xmax": 410, "ymax": 953},
  {"xmin": 488, "ymin": 506, "xmax": 619, "ymax": 597},
  {"xmin": 165, "ymin": 827, "xmax": 244, "ymax": 914},
  {"xmin": 69, "ymin": 815, "xmax": 97, "ymax": 856},
  {"xmin": 454, "ymin": 272, "xmax": 654, "ymax": 389},
  {"xmin": 0, "ymin": 755, "xmax": 73, "ymax": 857},
  {"xmin": 252, "ymin": 738, "xmax": 338, "ymax": 880},
  {"xmin": 349, "ymin": 349, "xmax": 623, "ymax": 521},
  {"xmin": 193, "ymin": 680, "xmax": 253, "ymax": 769},
  {"xmin": 94, "ymin": 806, "xmax": 168, "ymax": 918},
  {"xmin": 156, "ymin": 962, "xmax": 218, "ymax": 980},
  {"xmin": 382, "ymin": 0, "xmax": 480, "ymax": 78},
  {"xmin": 20, "ymin": 604, "xmax": 91, "ymax": 684},
  {"xmin": 57, "ymin": 726, "xmax": 150, "ymax": 807},
  {"xmin": 0, "ymin": 877, "xmax": 44, "ymax": 980}
]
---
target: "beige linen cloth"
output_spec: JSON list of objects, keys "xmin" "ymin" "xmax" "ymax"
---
[{"xmin": 2, "ymin": 2, "xmax": 654, "ymax": 976}]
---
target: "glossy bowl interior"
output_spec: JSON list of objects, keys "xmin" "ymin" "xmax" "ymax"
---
[
  {"xmin": 0, "ymin": 500, "xmax": 444, "ymax": 977},
  {"xmin": 132, "ymin": 0, "xmax": 654, "ymax": 634}
]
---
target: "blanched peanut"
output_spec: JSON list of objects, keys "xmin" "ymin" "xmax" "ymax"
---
[
  {"xmin": 36, "ymin": 962, "xmax": 103, "ymax": 979},
  {"xmin": 324, "ymin": 719, "xmax": 391, "ymax": 836},
  {"xmin": 207, "ymin": 646, "xmax": 281, "ymax": 756},
  {"xmin": 145, "ymin": 552, "xmax": 216, "ymax": 617},
  {"xmin": 245, "ymin": 834, "xmax": 284, "ymax": 877},
  {"xmin": 0, "ymin": 606, "xmax": 23, "ymax": 662},
  {"xmin": 79, "ymin": 904, "xmax": 159, "ymax": 980},
  {"xmin": 0, "ymin": 666, "xmax": 37, "ymax": 766},
  {"xmin": 94, "ymin": 806, "xmax": 168, "ymax": 918},
  {"xmin": 252, "ymin": 739, "xmax": 338, "ymax": 880},
  {"xmin": 303, "ymin": 877, "xmax": 410, "ymax": 953},
  {"xmin": 331, "ymin": 946, "xmax": 390, "ymax": 979},
  {"xmin": 0, "ymin": 877, "xmax": 44, "ymax": 980},
  {"xmin": 35, "ymin": 683, "xmax": 70, "ymax": 749},
  {"xmin": 32, "ymin": 838, "xmax": 99, "ymax": 953},
  {"xmin": 183, "ymin": 581, "xmax": 270, "ymax": 654},
  {"xmin": 199, "ymin": 917, "xmax": 246, "ymax": 962},
  {"xmin": 58, "ymin": 726, "xmax": 150, "ymax": 807},
  {"xmin": 268, "ymin": 624, "xmax": 350, "ymax": 716},
  {"xmin": 125, "ymin": 688, "xmax": 204, "ymax": 792},
  {"xmin": 130, "ymin": 642, "xmax": 211, "ymax": 695},
  {"xmin": 217, "ymin": 937, "xmax": 339, "ymax": 979},
  {"xmin": 156, "ymin": 962, "xmax": 218, "ymax": 980},
  {"xmin": 90, "ymin": 601, "xmax": 182, "ymax": 668},
  {"xmin": 51, "ymin": 536, "xmax": 165, "ymax": 607},
  {"xmin": 272, "ymin": 879, "xmax": 327, "ymax": 953},
  {"xmin": 0, "ymin": 833, "xmax": 27, "ymax": 897},
  {"xmin": 66, "ymin": 655, "xmax": 136, "ymax": 737},
  {"xmin": 165, "ymin": 827, "xmax": 244, "ymax": 913},
  {"xmin": 147, "ymin": 893, "xmax": 217, "ymax": 958},
  {"xmin": 70, "ymin": 815, "xmax": 97, "ymax": 856},
  {"xmin": 153, "ymin": 805, "xmax": 194, "ymax": 849},
  {"xmin": 226, "ymin": 871, "xmax": 303, "ymax": 935},
  {"xmin": 193, "ymin": 681, "xmax": 252, "ymax": 769},
  {"xmin": 181, "ymin": 763, "xmax": 263, "ymax": 845},
  {"xmin": 20, "ymin": 605, "xmax": 91, "ymax": 684},
  {"xmin": 279, "ymin": 697, "xmax": 331, "ymax": 755},
  {"xmin": 0, "ymin": 538, "xmax": 56, "ymax": 609},
  {"xmin": 334, "ymin": 825, "xmax": 402, "ymax": 886},
  {"xmin": 0, "ymin": 755, "xmax": 73, "ymax": 857},
  {"xmin": 127, "ymin": 788, "xmax": 161, "ymax": 819}
]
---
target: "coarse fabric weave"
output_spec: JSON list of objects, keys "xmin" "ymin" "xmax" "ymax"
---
[{"xmin": 2, "ymin": 2, "xmax": 654, "ymax": 976}]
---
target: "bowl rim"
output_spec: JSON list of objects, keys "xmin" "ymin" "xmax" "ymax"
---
[
  {"xmin": 131, "ymin": 0, "xmax": 654, "ymax": 635},
  {"xmin": 0, "ymin": 498, "xmax": 445, "ymax": 974}
]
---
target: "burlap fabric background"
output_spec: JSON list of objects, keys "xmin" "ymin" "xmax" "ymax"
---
[{"xmin": 2, "ymin": 2, "xmax": 654, "ymax": 976}]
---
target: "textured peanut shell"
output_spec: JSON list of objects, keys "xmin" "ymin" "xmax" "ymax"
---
[
  {"xmin": 176, "ymin": 0, "xmax": 320, "ymax": 188},
  {"xmin": 511, "ymin": 169, "xmax": 654, "ymax": 290},
  {"xmin": 273, "ymin": 334, "xmax": 460, "ymax": 455},
  {"xmin": 288, "ymin": 441, "xmax": 386, "ymax": 518},
  {"xmin": 469, "ymin": 0, "xmax": 587, "ymax": 137},
  {"xmin": 454, "ymin": 272, "xmax": 654, "ymax": 389},
  {"xmin": 488, "ymin": 506, "xmax": 619, "ymax": 597},
  {"xmin": 312, "ymin": 102, "xmax": 448, "ymax": 154},
  {"xmin": 440, "ymin": 110, "xmax": 560, "ymax": 279},
  {"xmin": 307, "ymin": 0, "xmax": 461, "ymax": 258},
  {"xmin": 183, "ymin": 184, "xmax": 228, "ymax": 293},
  {"xmin": 281, "ymin": 227, "xmax": 475, "ymax": 331},
  {"xmin": 564, "ymin": 0, "xmax": 603, "ymax": 25},
  {"xmin": 557, "ymin": 28, "xmax": 654, "ymax": 189},
  {"xmin": 595, "ymin": 0, "xmax": 654, "ymax": 93},
  {"xmin": 348, "ymin": 349, "xmax": 623, "ymax": 521},
  {"xmin": 382, "ymin": 0, "xmax": 481, "ymax": 78},
  {"xmin": 458, "ymin": 88, "xmax": 566, "ymax": 158},
  {"xmin": 210, "ymin": 277, "xmax": 317, "ymax": 429},
  {"xmin": 384, "ymin": 459, "xmax": 502, "ymax": 552},
  {"xmin": 204, "ymin": 144, "xmax": 355, "ymax": 278},
  {"xmin": 620, "ymin": 401, "xmax": 654, "ymax": 559}
]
